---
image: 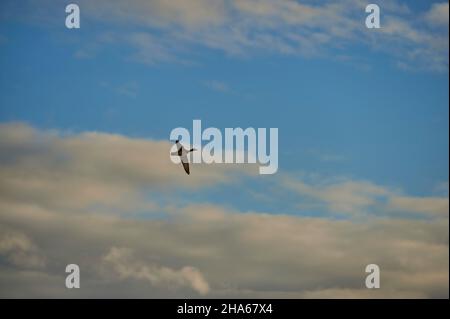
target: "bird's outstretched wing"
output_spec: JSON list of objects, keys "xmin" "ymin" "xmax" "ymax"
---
[
  {"xmin": 182, "ymin": 161, "xmax": 190, "ymax": 175},
  {"xmin": 180, "ymin": 153, "xmax": 190, "ymax": 175}
]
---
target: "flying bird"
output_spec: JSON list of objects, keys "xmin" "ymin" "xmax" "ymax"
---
[{"xmin": 172, "ymin": 140, "xmax": 196, "ymax": 175}]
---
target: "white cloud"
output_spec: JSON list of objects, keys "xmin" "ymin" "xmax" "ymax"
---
[
  {"xmin": 0, "ymin": 122, "xmax": 446, "ymax": 221},
  {"xmin": 281, "ymin": 176, "xmax": 388, "ymax": 215},
  {"xmin": 125, "ymin": 32, "xmax": 183, "ymax": 65},
  {"xmin": 9, "ymin": 0, "xmax": 447, "ymax": 71},
  {"xmin": 281, "ymin": 175, "xmax": 449, "ymax": 218},
  {"xmin": 101, "ymin": 247, "xmax": 209, "ymax": 295},
  {"xmin": 115, "ymin": 81, "xmax": 139, "ymax": 98},
  {"xmin": 65, "ymin": 0, "xmax": 448, "ymax": 71},
  {"xmin": 0, "ymin": 123, "xmax": 254, "ymax": 215},
  {"xmin": 0, "ymin": 229, "xmax": 45, "ymax": 269},
  {"xmin": 82, "ymin": 0, "xmax": 226, "ymax": 30},
  {"xmin": 0, "ymin": 200, "xmax": 447, "ymax": 298},
  {"xmin": 0, "ymin": 123, "xmax": 447, "ymax": 298},
  {"xmin": 204, "ymin": 80, "xmax": 229, "ymax": 93},
  {"xmin": 435, "ymin": 181, "xmax": 449, "ymax": 196},
  {"xmin": 387, "ymin": 196, "xmax": 449, "ymax": 217},
  {"xmin": 425, "ymin": 3, "xmax": 449, "ymax": 27}
]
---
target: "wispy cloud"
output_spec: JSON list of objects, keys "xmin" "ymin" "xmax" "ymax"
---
[
  {"xmin": 3, "ymin": 0, "xmax": 448, "ymax": 71},
  {"xmin": 115, "ymin": 81, "xmax": 139, "ymax": 98},
  {"xmin": 307, "ymin": 149, "xmax": 347, "ymax": 163},
  {"xmin": 281, "ymin": 174, "xmax": 449, "ymax": 218},
  {"xmin": 99, "ymin": 80, "xmax": 140, "ymax": 99},
  {"xmin": 60, "ymin": 0, "xmax": 449, "ymax": 72},
  {"xmin": 387, "ymin": 196, "xmax": 449, "ymax": 217},
  {"xmin": 204, "ymin": 80, "xmax": 230, "ymax": 93},
  {"xmin": 425, "ymin": 2, "xmax": 449, "ymax": 27}
]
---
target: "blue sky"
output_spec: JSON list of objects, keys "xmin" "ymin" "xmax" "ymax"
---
[
  {"xmin": 0, "ymin": 0, "xmax": 448, "ymax": 202},
  {"xmin": 0, "ymin": 0, "xmax": 448, "ymax": 298}
]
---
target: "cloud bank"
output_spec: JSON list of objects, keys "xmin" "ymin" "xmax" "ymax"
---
[{"xmin": 0, "ymin": 123, "xmax": 447, "ymax": 298}]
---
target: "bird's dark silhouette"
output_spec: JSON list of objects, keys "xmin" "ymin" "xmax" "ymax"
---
[{"xmin": 172, "ymin": 140, "xmax": 196, "ymax": 175}]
